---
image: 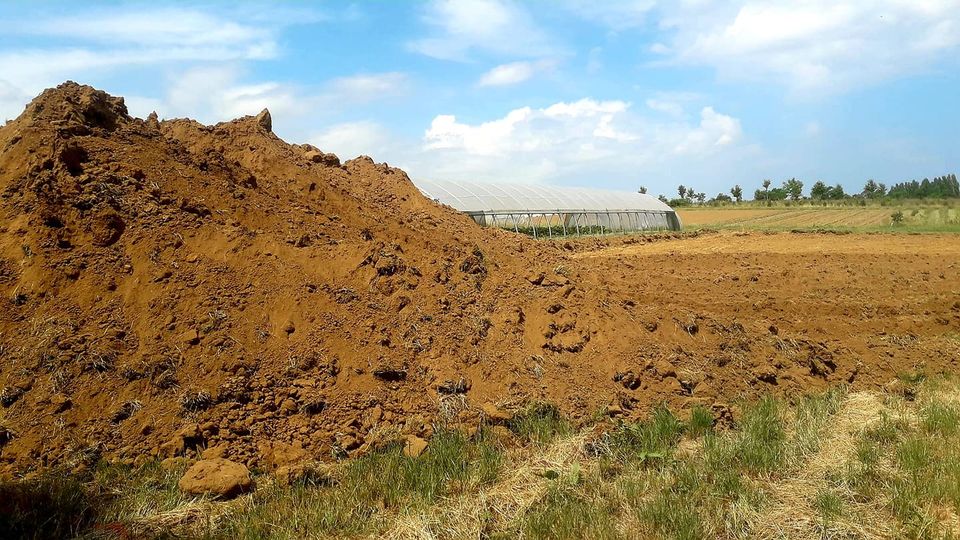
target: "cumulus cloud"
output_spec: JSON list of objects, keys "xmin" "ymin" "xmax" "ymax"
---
[
  {"xmin": 409, "ymin": 0, "xmax": 555, "ymax": 60},
  {"xmin": 662, "ymin": 0, "xmax": 960, "ymax": 95},
  {"xmin": 417, "ymin": 97, "xmax": 743, "ymax": 183},
  {"xmin": 561, "ymin": 0, "xmax": 960, "ymax": 95}
]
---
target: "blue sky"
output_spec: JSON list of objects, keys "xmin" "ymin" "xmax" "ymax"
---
[{"xmin": 1, "ymin": 1, "xmax": 958, "ymax": 198}]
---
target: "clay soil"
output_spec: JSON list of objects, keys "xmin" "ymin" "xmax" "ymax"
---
[{"xmin": 1, "ymin": 83, "xmax": 958, "ymax": 476}]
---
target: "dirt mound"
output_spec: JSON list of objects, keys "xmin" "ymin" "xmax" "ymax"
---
[
  {"xmin": 0, "ymin": 82, "xmax": 578, "ymax": 473},
  {"xmin": 0, "ymin": 83, "xmax": 956, "ymax": 476}
]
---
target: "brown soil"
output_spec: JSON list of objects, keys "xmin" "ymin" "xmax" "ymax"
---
[{"xmin": 0, "ymin": 83, "xmax": 957, "ymax": 476}]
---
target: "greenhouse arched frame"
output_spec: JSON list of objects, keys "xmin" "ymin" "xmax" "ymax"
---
[{"xmin": 414, "ymin": 179, "xmax": 682, "ymax": 238}]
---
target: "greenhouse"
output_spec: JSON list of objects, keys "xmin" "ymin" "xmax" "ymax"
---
[{"xmin": 414, "ymin": 179, "xmax": 682, "ymax": 237}]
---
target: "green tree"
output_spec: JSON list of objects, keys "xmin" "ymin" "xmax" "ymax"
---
[
  {"xmin": 762, "ymin": 179, "xmax": 772, "ymax": 201},
  {"xmin": 862, "ymin": 179, "xmax": 878, "ymax": 198},
  {"xmin": 784, "ymin": 178, "xmax": 804, "ymax": 201},
  {"xmin": 638, "ymin": 186, "xmax": 648, "ymax": 194},
  {"xmin": 678, "ymin": 185, "xmax": 686, "ymax": 199},
  {"xmin": 877, "ymin": 182, "xmax": 887, "ymax": 197},
  {"xmin": 827, "ymin": 184, "xmax": 846, "ymax": 199},
  {"xmin": 730, "ymin": 184, "xmax": 743, "ymax": 202},
  {"xmin": 810, "ymin": 181, "xmax": 829, "ymax": 200},
  {"xmin": 695, "ymin": 192, "xmax": 706, "ymax": 204}
]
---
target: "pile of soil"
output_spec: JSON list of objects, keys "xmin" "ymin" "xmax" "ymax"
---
[{"xmin": 0, "ymin": 83, "xmax": 956, "ymax": 475}]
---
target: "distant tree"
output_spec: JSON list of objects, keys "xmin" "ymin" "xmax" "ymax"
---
[
  {"xmin": 678, "ymin": 185, "xmax": 687, "ymax": 199},
  {"xmin": 695, "ymin": 192, "xmax": 706, "ymax": 204},
  {"xmin": 765, "ymin": 187, "xmax": 789, "ymax": 201},
  {"xmin": 638, "ymin": 186, "xmax": 648, "ymax": 194},
  {"xmin": 784, "ymin": 178, "xmax": 804, "ymax": 201},
  {"xmin": 877, "ymin": 183, "xmax": 887, "ymax": 197},
  {"xmin": 810, "ymin": 181, "xmax": 829, "ymax": 200},
  {"xmin": 762, "ymin": 179, "xmax": 772, "ymax": 201},
  {"xmin": 827, "ymin": 184, "xmax": 846, "ymax": 199},
  {"xmin": 862, "ymin": 179, "xmax": 879, "ymax": 198},
  {"xmin": 730, "ymin": 184, "xmax": 743, "ymax": 202},
  {"xmin": 887, "ymin": 173, "xmax": 959, "ymax": 198},
  {"xmin": 658, "ymin": 194, "xmax": 669, "ymax": 204},
  {"xmin": 713, "ymin": 193, "xmax": 733, "ymax": 203}
]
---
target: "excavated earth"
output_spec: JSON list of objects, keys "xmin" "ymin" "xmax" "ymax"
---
[{"xmin": 0, "ymin": 83, "xmax": 958, "ymax": 476}]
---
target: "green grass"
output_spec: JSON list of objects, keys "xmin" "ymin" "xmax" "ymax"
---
[
  {"xmin": 508, "ymin": 402, "xmax": 572, "ymax": 446},
  {"xmin": 3, "ymin": 380, "xmax": 960, "ymax": 539}
]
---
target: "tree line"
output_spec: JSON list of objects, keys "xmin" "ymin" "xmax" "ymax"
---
[{"xmin": 647, "ymin": 173, "xmax": 959, "ymax": 205}]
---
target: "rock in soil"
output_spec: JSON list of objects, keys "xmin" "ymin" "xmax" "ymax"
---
[{"xmin": 178, "ymin": 458, "xmax": 254, "ymax": 499}]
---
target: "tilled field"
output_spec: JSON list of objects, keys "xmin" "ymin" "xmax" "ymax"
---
[
  {"xmin": 567, "ymin": 231, "xmax": 960, "ymax": 410},
  {"xmin": 0, "ymin": 84, "xmax": 958, "ymax": 479}
]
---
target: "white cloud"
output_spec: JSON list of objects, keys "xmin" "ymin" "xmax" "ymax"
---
[
  {"xmin": 409, "ymin": 0, "xmax": 554, "ymax": 60},
  {"xmin": 673, "ymin": 107, "xmax": 743, "ymax": 154},
  {"xmin": 558, "ymin": 0, "xmax": 960, "ymax": 95},
  {"xmin": 0, "ymin": 5, "xmax": 315, "ymax": 121},
  {"xmin": 309, "ymin": 121, "xmax": 393, "ymax": 160},
  {"xmin": 161, "ymin": 66, "xmax": 299, "ymax": 122},
  {"xmin": 478, "ymin": 61, "xmax": 536, "ymax": 86},
  {"xmin": 657, "ymin": 0, "xmax": 960, "ymax": 95},
  {"xmin": 129, "ymin": 66, "xmax": 408, "ymax": 143},
  {"xmin": 416, "ymin": 97, "xmax": 743, "ymax": 183}
]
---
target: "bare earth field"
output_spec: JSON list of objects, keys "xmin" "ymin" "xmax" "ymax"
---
[{"xmin": 571, "ymin": 231, "xmax": 960, "ymax": 401}]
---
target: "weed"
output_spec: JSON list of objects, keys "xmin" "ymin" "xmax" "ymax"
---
[
  {"xmin": 522, "ymin": 482, "xmax": 619, "ymax": 540},
  {"xmin": 814, "ymin": 488, "xmax": 843, "ymax": 526},
  {"xmin": 792, "ymin": 386, "xmax": 847, "ymax": 459},
  {"xmin": 920, "ymin": 401, "xmax": 960, "ymax": 436},
  {"xmin": 602, "ymin": 405, "xmax": 683, "ymax": 466},
  {"xmin": 508, "ymin": 402, "xmax": 571, "ymax": 446},
  {"xmin": 687, "ymin": 405, "xmax": 714, "ymax": 437},
  {"xmin": 733, "ymin": 396, "xmax": 785, "ymax": 475},
  {"xmin": 897, "ymin": 369, "xmax": 927, "ymax": 386},
  {"xmin": 864, "ymin": 411, "xmax": 907, "ymax": 444},
  {"xmin": 639, "ymin": 490, "xmax": 703, "ymax": 540}
]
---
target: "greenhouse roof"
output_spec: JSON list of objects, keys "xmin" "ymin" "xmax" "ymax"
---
[{"xmin": 414, "ymin": 179, "xmax": 674, "ymax": 214}]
